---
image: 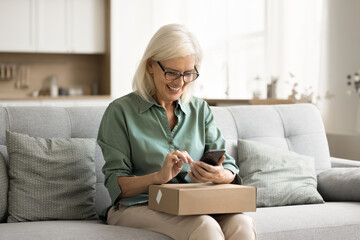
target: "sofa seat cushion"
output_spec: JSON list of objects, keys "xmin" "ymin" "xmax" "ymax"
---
[
  {"xmin": 0, "ymin": 221, "xmax": 172, "ymax": 240},
  {"xmin": 247, "ymin": 202, "xmax": 360, "ymax": 240}
]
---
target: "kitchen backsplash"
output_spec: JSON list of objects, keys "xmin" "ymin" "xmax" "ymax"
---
[{"xmin": 0, "ymin": 53, "xmax": 107, "ymax": 98}]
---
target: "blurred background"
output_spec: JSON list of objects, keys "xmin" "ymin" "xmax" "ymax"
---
[{"xmin": 0, "ymin": 0, "xmax": 359, "ymax": 160}]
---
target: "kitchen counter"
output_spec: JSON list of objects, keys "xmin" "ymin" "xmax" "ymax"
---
[
  {"xmin": 0, "ymin": 95, "xmax": 112, "ymax": 107},
  {"xmin": 0, "ymin": 95, "xmax": 111, "ymax": 101}
]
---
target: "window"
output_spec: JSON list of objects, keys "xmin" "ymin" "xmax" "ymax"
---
[
  {"xmin": 150, "ymin": 0, "xmax": 266, "ymax": 99},
  {"xmin": 111, "ymin": 0, "xmax": 324, "ymax": 101}
]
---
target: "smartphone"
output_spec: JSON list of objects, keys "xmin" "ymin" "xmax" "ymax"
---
[{"xmin": 199, "ymin": 149, "xmax": 226, "ymax": 166}]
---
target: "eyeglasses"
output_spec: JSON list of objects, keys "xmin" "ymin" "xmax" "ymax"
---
[{"xmin": 157, "ymin": 61, "xmax": 199, "ymax": 82}]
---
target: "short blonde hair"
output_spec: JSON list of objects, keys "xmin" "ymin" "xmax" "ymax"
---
[{"xmin": 132, "ymin": 24, "xmax": 203, "ymax": 104}]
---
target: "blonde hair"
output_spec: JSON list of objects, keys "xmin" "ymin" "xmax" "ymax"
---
[{"xmin": 132, "ymin": 24, "xmax": 203, "ymax": 104}]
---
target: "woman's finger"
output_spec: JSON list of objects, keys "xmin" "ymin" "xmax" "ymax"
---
[
  {"xmin": 191, "ymin": 164, "xmax": 210, "ymax": 182},
  {"xmin": 182, "ymin": 151, "xmax": 194, "ymax": 165},
  {"xmin": 194, "ymin": 163, "xmax": 213, "ymax": 178},
  {"xmin": 188, "ymin": 170, "xmax": 199, "ymax": 182},
  {"xmin": 173, "ymin": 150, "xmax": 193, "ymax": 165},
  {"xmin": 217, "ymin": 155, "xmax": 226, "ymax": 166},
  {"xmin": 174, "ymin": 158, "xmax": 183, "ymax": 168}
]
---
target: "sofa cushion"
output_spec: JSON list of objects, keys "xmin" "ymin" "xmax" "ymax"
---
[
  {"xmin": 246, "ymin": 202, "xmax": 360, "ymax": 240},
  {"xmin": 0, "ymin": 220, "xmax": 172, "ymax": 240},
  {"xmin": 238, "ymin": 139, "xmax": 324, "ymax": 207},
  {"xmin": 211, "ymin": 107, "xmax": 239, "ymax": 161},
  {"xmin": 6, "ymin": 130, "xmax": 98, "ymax": 222},
  {"xmin": 221, "ymin": 104, "xmax": 331, "ymax": 174},
  {"xmin": 66, "ymin": 107, "xmax": 111, "ymax": 216},
  {"xmin": 317, "ymin": 168, "xmax": 360, "ymax": 201},
  {"xmin": 0, "ymin": 151, "xmax": 8, "ymax": 222}
]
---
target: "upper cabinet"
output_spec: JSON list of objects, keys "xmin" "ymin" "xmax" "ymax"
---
[
  {"xmin": 0, "ymin": 0, "xmax": 106, "ymax": 53},
  {"xmin": 37, "ymin": 0, "xmax": 68, "ymax": 52},
  {"xmin": 0, "ymin": 0, "xmax": 35, "ymax": 52},
  {"xmin": 70, "ymin": 0, "xmax": 105, "ymax": 53}
]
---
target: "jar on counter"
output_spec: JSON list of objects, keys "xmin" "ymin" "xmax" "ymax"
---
[
  {"xmin": 251, "ymin": 75, "xmax": 266, "ymax": 99},
  {"xmin": 50, "ymin": 75, "xmax": 58, "ymax": 97}
]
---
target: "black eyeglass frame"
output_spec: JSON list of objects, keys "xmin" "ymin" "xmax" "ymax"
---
[{"xmin": 156, "ymin": 61, "xmax": 199, "ymax": 82}]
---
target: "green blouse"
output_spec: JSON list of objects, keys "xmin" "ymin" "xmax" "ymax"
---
[{"xmin": 97, "ymin": 92, "xmax": 239, "ymax": 207}]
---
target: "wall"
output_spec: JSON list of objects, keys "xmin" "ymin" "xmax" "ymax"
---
[
  {"xmin": 327, "ymin": 133, "xmax": 360, "ymax": 161},
  {"xmin": 110, "ymin": 0, "xmax": 153, "ymax": 99},
  {"xmin": 315, "ymin": 0, "xmax": 360, "ymax": 160},
  {"xmin": 319, "ymin": 0, "xmax": 360, "ymax": 135}
]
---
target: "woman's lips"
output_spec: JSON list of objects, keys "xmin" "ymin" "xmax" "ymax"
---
[{"xmin": 167, "ymin": 84, "xmax": 181, "ymax": 91}]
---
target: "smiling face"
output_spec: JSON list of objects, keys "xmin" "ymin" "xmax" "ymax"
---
[{"xmin": 148, "ymin": 55, "xmax": 196, "ymax": 107}]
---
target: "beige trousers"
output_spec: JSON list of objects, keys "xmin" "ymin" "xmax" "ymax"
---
[{"xmin": 107, "ymin": 205, "xmax": 257, "ymax": 240}]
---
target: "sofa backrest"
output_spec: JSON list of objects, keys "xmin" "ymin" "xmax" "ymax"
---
[
  {"xmin": 211, "ymin": 103, "xmax": 331, "ymax": 173},
  {"xmin": 0, "ymin": 103, "xmax": 331, "ymax": 217},
  {"xmin": 0, "ymin": 106, "xmax": 110, "ymax": 216}
]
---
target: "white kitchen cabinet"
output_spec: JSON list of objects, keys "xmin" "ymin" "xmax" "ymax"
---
[
  {"xmin": 0, "ymin": 0, "xmax": 105, "ymax": 53},
  {"xmin": 37, "ymin": 0, "xmax": 68, "ymax": 52},
  {"xmin": 0, "ymin": 0, "xmax": 35, "ymax": 52},
  {"xmin": 70, "ymin": 0, "xmax": 106, "ymax": 53}
]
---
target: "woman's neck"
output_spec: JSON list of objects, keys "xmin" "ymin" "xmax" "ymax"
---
[{"xmin": 153, "ymin": 95, "xmax": 176, "ymax": 111}]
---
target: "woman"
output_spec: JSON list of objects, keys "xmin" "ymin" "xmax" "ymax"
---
[{"xmin": 97, "ymin": 24, "xmax": 257, "ymax": 240}]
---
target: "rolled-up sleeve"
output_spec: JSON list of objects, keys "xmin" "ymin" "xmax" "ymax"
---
[{"xmin": 97, "ymin": 103, "xmax": 133, "ymax": 205}]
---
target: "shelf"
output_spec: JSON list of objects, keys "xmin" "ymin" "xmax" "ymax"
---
[
  {"xmin": 204, "ymin": 98, "xmax": 295, "ymax": 106},
  {"xmin": 0, "ymin": 95, "xmax": 112, "ymax": 101}
]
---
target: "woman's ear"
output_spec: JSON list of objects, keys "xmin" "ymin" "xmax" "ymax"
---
[{"xmin": 147, "ymin": 59, "xmax": 154, "ymax": 74}]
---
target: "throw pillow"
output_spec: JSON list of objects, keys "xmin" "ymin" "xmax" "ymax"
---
[
  {"xmin": 6, "ymin": 130, "xmax": 98, "ymax": 222},
  {"xmin": 317, "ymin": 168, "xmax": 360, "ymax": 201},
  {"xmin": 237, "ymin": 139, "xmax": 324, "ymax": 207},
  {"xmin": 0, "ymin": 152, "xmax": 8, "ymax": 222}
]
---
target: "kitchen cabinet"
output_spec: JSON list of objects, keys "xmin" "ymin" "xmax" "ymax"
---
[
  {"xmin": 37, "ymin": 0, "xmax": 68, "ymax": 52},
  {"xmin": 70, "ymin": 0, "xmax": 106, "ymax": 53},
  {"xmin": 0, "ymin": 0, "xmax": 105, "ymax": 53},
  {"xmin": 0, "ymin": 0, "xmax": 35, "ymax": 52}
]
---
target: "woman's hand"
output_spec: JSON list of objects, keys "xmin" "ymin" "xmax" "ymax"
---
[
  {"xmin": 157, "ymin": 150, "xmax": 194, "ymax": 184},
  {"xmin": 188, "ymin": 156, "xmax": 235, "ymax": 184},
  {"xmin": 118, "ymin": 150, "xmax": 194, "ymax": 198}
]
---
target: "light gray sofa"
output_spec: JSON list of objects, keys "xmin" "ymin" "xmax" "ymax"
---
[{"xmin": 0, "ymin": 103, "xmax": 359, "ymax": 240}]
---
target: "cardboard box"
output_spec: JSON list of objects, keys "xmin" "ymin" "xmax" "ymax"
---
[{"xmin": 148, "ymin": 183, "xmax": 256, "ymax": 215}]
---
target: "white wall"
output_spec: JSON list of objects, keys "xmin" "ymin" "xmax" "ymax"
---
[
  {"xmin": 110, "ymin": 0, "xmax": 153, "ymax": 99},
  {"xmin": 110, "ymin": 0, "xmax": 267, "ymax": 100},
  {"xmin": 319, "ymin": 0, "xmax": 360, "ymax": 134}
]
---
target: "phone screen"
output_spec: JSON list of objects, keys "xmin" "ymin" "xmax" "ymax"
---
[{"xmin": 199, "ymin": 149, "xmax": 226, "ymax": 166}]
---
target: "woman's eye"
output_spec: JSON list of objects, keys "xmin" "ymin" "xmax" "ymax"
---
[{"xmin": 167, "ymin": 72, "xmax": 179, "ymax": 77}]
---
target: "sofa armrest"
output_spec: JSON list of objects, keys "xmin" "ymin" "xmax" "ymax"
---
[
  {"xmin": 317, "ymin": 167, "xmax": 360, "ymax": 201},
  {"xmin": 331, "ymin": 157, "xmax": 360, "ymax": 168}
]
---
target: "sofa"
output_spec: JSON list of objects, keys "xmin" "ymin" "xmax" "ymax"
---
[{"xmin": 0, "ymin": 103, "xmax": 359, "ymax": 240}]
